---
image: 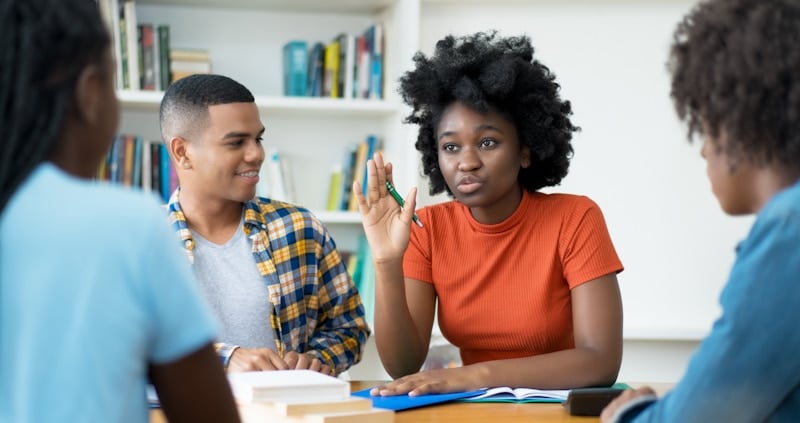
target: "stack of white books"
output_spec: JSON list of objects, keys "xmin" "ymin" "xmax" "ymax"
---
[{"xmin": 228, "ymin": 370, "xmax": 393, "ymax": 423}]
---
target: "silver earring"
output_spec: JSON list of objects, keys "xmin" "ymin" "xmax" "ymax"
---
[{"xmin": 182, "ymin": 161, "xmax": 191, "ymax": 169}]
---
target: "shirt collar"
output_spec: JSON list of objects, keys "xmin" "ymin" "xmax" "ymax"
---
[
  {"xmin": 166, "ymin": 189, "xmax": 267, "ymax": 247},
  {"xmin": 242, "ymin": 197, "xmax": 267, "ymax": 236}
]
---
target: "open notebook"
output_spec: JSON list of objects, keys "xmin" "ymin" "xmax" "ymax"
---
[
  {"xmin": 463, "ymin": 382, "xmax": 631, "ymax": 404},
  {"xmin": 462, "ymin": 387, "xmax": 569, "ymax": 403}
]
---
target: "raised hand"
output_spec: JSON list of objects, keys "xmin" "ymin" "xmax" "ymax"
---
[{"xmin": 353, "ymin": 152, "xmax": 419, "ymax": 264}]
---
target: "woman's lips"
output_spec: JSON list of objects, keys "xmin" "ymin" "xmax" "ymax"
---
[{"xmin": 457, "ymin": 177, "xmax": 482, "ymax": 194}]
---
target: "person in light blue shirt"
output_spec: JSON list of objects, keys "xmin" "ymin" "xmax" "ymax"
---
[
  {"xmin": 0, "ymin": 0, "xmax": 240, "ymax": 422},
  {"xmin": 602, "ymin": 0, "xmax": 800, "ymax": 422}
]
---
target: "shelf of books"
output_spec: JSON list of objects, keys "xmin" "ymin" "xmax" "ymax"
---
[
  {"xmin": 101, "ymin": 0, "xmax": 394, "ymax": 101},
  {"xmin": 95, "ymin": 135, "xmax": 176, "ymax": 204},
  {"xmin": 102, "ymin": 0, "xmax": 420, "ymax": 186}
]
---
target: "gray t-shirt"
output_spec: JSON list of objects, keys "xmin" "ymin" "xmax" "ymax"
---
[{"xmin": 191, "ymin": 219, "xmax": 275, "ymax": 350}]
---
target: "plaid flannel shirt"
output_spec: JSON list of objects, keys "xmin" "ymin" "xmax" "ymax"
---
[{"xmin": 166, "ymin": 189, "xmax": 370, "ymax": 374}]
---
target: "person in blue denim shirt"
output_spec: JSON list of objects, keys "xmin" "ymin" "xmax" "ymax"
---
[{"xmin": 602, "ymin": 0, "xmax": 800, "ymax": 421}]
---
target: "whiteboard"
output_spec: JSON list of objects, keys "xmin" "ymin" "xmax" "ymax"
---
[{"xmin": 417, "ymin": 0, "xmax": 754, "ymax": 340}]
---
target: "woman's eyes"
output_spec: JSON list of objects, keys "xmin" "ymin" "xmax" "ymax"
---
[{"xmin": 441, "ymin": 138, "xmax": 497, "ymax": 151}]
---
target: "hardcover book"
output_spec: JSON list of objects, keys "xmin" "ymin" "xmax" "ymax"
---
[
  {"xmin": 307, "ymin": 42, "xmax": 324, "ymax": 97},
  {"xmin": 283, "ymin": 40, "xmax": 308, "ymax": 97}
]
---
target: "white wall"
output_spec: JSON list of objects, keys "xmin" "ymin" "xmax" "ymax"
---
[
  {"xmin": 411, "ymin": 0, "xmax": 753, "ymax": 382},
  {"xmin": 619, "ymin": 339, "xmax": 698, "ymax": 383}
]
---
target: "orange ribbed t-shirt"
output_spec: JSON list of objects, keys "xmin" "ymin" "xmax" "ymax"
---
[{"xmin": 403, "ymin": 191, "xmax": 623, "ymax": 366}]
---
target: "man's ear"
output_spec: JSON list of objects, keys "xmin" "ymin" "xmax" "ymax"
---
[
  {"xmin": 72, "ymin": 64, "xmax": 103, "ymax": 125},
  {"xmin": 169, "ymin": 136, "xmax": 191, "ymax": 169}
]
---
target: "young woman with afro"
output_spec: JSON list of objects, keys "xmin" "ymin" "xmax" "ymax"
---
[{"xmin": 355, "ymin": 31, "xmax": 624, "ymax": 396}]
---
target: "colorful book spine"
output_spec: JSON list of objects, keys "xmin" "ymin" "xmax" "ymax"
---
[
  {"xmin": 339, "ymin": 144, "xmax": 357, "ymax": 211},
  {"xmin": 307, "ymin": 42, "xmax": 324, "ymax": 97},
  {"xmin": 282, "ymin": 40, "xmax": 308, "ymax": 97},
  {"xmin": 323, "ymin": 40, "xmax": 340, "ymax": 98},
  {"xmin": 366, "ymin": 24, "xmax": 383, "ymax": 99},
  {"xmin": 123, "ymin": 0, "xmax": 140, "ymax": 90},
  {"xmin": 326, "ymin": 166, "xmax": 342, "ymax": 211},
  {"xmin": 347, "ymin": 141, "xmax": 369, "ymax": 211},
  {"xmin": 118, "ymin": 2, "xmax": 129, "ymax": 90},
  {"xmin": 157, "ymin": 25, "xmax": 171, "ymax": 89},
  {"xmin": 140, "ymin": 138, "xmax": 151, "ymax": 191},
  {"xmin": 108, "ymin": 137, "xmax": 117, "ymax": 182},
  {"xmin": 355, "ymin": 35, "xmax": 370, "ymax": 99},
  {"xmin": 139, "ymin": 24, "xmax": 156, "ymax": 90},
  {"xmin": 150, "ymin": 142, "xmax": 161, "ymax": 199},
  {"xmin": 121, "ymin": 134, "xmax": 135, "ymax": 186},
  {"xmin": 132, "ymin": 135, "xmax": 142, "ymax": 187},
  {"xmin": 335, "ymin": 33, "xmax": 356, "ymax": 99}
]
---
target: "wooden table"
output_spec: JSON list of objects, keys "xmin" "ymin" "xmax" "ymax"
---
[{"xmin": 151, "ymin": 381, "xmax": 672, "ymax": 423}]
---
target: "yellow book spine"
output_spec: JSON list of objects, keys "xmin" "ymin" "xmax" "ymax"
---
[{"xmin": 326, "ymin": 166, "xmax": 342, "ymax": 211}]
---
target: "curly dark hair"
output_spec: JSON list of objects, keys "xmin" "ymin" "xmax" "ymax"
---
[
  {"xmin": 399, "ymin": 31, "xmax": 578, "ymax": 196},
  {"xmin": 669, "ymin": 0, "xmax": 800, "ymax": 169}
]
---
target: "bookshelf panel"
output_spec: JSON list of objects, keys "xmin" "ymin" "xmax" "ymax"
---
[{"xmin": 118, "ymin": 90, "xmax": 402, "ymax": 118}]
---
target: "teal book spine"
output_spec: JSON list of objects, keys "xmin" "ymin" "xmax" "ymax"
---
[{"xmin": 283, "ymin": 40, "xmax": 308, "ymax": 97}]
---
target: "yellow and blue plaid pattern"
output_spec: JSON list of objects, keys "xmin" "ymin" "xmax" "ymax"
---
[{"xmin": 166, "ymin": 189, "xmax": 370, "ymax": 374}]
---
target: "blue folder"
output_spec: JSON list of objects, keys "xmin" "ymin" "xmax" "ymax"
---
[{"xmin": 352, "ymin": 387, "xmax": 486, "ymax": 411}]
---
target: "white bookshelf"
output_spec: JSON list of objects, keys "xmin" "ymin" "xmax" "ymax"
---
[{"xmin": 116, "ymin": 0, "xmax": 421, "ymax": 250}]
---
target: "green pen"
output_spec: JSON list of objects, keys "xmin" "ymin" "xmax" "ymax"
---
[{"xmin": 385, "ymin": 181, "xmax": 424, "ymax": 228}]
